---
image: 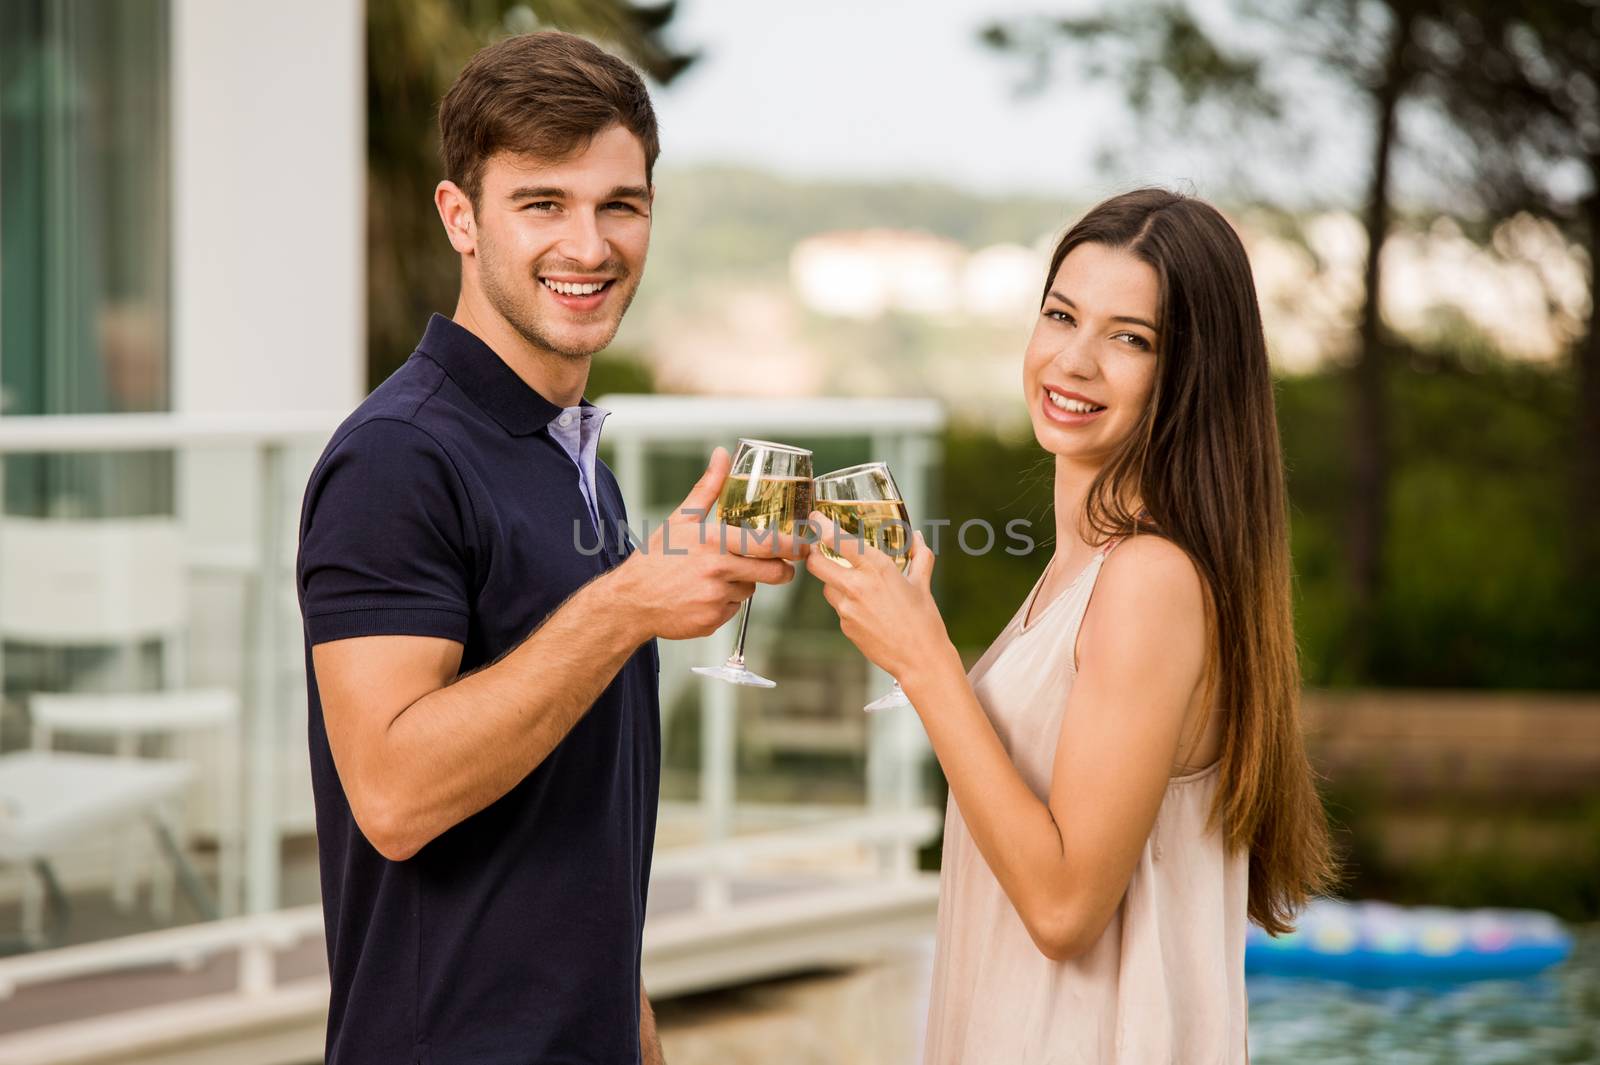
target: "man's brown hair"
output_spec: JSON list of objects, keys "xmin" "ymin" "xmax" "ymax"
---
[{"xmin": 439, "ymin": 31, "xmax": 659, "ymax": 207}]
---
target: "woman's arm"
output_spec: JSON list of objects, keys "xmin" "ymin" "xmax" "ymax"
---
[{"xmin": 805, "ymin": 517, "xmax": 1206, "ymax": 961}]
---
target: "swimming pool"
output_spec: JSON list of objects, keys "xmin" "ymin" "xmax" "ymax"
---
[{"xmin": 1248, "ymin": 923, "xmax": 1600, "ymax": 1064}]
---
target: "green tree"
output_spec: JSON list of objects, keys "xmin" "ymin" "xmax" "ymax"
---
[
  {"xmin": 1403, "ymin": 1, "xmax": 1600, "ymax": 585},
  {"xmin": 366, "ymin": 0, "xmax": 694, "ymax": 387}
]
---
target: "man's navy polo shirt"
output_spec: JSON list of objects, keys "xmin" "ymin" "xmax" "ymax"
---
[{"xmin": 296, "ymin": 314, "xmax": 660, "ymax": 1065}]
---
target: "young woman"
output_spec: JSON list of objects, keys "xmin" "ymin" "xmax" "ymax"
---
[{"xmin": 805, "ymin": 188, "xmax": 1339, "ymax": 1064}]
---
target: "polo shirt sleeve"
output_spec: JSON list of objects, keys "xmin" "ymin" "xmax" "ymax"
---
[{"xmin": 298, "ymin": 418, "xmax": 474, "ymax": 646}]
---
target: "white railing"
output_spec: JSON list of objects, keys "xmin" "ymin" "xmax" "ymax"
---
[
  {"xmin": 597, "ymin": 395, "xmax": 945, "ymax": 888},
  {"xmin": 0, "ymin": 398, "xmax": 946, "ymax": 1050},
  {"xmin": 1, "ymin": 411, "xmax": 347, "ymax": 920}
]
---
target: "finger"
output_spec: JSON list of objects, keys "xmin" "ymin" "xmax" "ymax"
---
[
  {"xmin": 727, "ymin": 580, "xmax": 756, "ymax": 602},
  {"xmin": 804, "ymin": 547, "xmax": 845, "ymax": 585},
  {"xmin": 724, "ymin": 555, "xmax": 795, "ymax": 586},
  {"xmin": 807, "ymin": 511, "xmax": 869, "ymax": 566},
  {"xmin": 746, "ymin": 559, "xmax": 796, "ymax": 587},
  {"xmin": 908, "ymin": 530, "xmax": 936, "ymax": 590},
  {"xmin": 671, "ymin": 446, "xmax": 730, "ymax": 523},
  {"xmin": 721, "ymin": 523, "xmax": 807, "ymax": 560}
]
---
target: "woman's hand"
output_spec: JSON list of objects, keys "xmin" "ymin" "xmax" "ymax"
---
[{"xmin": 803, "ymin": 512, "xmax": 957, "ymax": 686}]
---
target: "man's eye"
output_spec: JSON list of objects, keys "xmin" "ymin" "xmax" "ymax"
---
[
  {"xmin": 524, "ymin": 201, "xmax": 557, "ymax": 212},
  {"xmin": 604, "ymin": 201, "xmax": 637, "ymax": 213}
]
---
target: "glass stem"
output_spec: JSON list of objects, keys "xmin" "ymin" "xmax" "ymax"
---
[{"xmin": 728, "ymin": 589, "xmax": 755, "ymax": 666}]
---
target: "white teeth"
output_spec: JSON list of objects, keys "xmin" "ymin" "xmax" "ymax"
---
[
  {"xmin": 1047, "ymin": 389, "xmax": 1105, "ymax": 414},
  {"xmin": 542, "ymin": 279, "xmax": 609, "ymax": 296}
]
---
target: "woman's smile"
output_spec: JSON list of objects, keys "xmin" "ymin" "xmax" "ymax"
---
[{"xmin": 1041, "ymin": 385, "xmax": 1109, "ymax": 426}]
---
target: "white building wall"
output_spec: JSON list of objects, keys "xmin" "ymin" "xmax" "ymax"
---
[
  {"xmin": 170, "ymin": 0, "xmax": 366, "ymax": 416},
  {"xmin": 169, "ymin": 0, "xmax": 366, "ymax": 842}
]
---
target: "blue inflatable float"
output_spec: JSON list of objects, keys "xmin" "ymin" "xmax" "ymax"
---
[{"xmin": 1245, "ymin": 898, "xmax": 1573, "ymax": 985}]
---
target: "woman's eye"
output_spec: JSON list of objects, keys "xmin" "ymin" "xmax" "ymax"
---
[
  {"xmin": 1116, "ymin": 332, "xmax": 1151, "ymax": 350},
  {"xmin": 1045, "ymin": 310, "xmax": 1074, "ymax": 325}
]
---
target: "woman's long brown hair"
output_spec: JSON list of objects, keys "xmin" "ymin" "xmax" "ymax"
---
[{"xmin": 1045, "ymin": 188, "xmax": 1340, "ymax": 935}]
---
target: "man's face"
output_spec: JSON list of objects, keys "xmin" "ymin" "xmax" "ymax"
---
[{"xmin": 469, "ymin": 124, "xmax": 652, "ymax": 359}]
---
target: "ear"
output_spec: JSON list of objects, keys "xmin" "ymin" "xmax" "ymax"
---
[{"xmin": 435, "ymin": 180, "xmax": 477, "ymax": 256}]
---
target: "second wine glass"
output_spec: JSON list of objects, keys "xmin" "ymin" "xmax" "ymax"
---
[
  {"xmin": 812, "ymin": 461, "xmax": 914, "ymax": 712},
  {"xmin": 691, "ymin": 438, "xmax": 813, "ymax": 688}
]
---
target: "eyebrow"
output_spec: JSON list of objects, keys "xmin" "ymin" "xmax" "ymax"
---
[
  {"xmin": 507, "ymin": 185, "xmax": 564, "ymax": 201},
  {"xmin": 1048, "ymin": 291, "xmax": 1158, "ymax": 332},
  {"xmin": 506, "ymin": 184, "xmax": 651, "ymax": 202}
]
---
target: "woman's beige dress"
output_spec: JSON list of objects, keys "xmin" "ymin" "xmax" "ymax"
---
[{"xmin": 922, "ymin": 537, "xmax": 1250, "ymax": 1064}]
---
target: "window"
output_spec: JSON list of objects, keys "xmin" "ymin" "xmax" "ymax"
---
[{"xmin": 1, "ymin": 0, "xmax": 172, "ymax": 517}]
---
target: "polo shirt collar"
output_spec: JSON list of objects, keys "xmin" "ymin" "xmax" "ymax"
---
[{"xmin": 418, "ymin": 313, "xmax": 598, "ymax": 437}]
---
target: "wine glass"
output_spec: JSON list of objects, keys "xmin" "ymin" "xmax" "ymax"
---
[
  {"xmin": 691, "ymin": 438, "xmax": 814, "ymax": 688},
  {"xmin": 812, "ymin": 461, "xmax": 914, "ymax": 712}
]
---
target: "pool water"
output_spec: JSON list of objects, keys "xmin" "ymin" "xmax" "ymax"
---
[{"xmin": 1249, "ymin": 924, "xmax": 1600, "ymax": 1064}]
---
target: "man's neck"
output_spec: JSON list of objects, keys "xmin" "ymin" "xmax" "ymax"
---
[{"xmin": 451, "ymin": 294, "xmax": 590, "ymax": 409}]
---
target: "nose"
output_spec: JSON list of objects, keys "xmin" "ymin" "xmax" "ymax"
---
[
  {"xmin": 1051, "ymin": 329, "xmax": 1100, "ymax": 381},
  {"xmin": 557, "ymin": 208, "xmax": 610, "ymax": 270}
]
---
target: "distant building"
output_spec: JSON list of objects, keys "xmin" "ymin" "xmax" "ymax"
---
[
  {"xmin": 963, "ymin": 243, "xmax": 1048, "ymax": 319},
  {"xmin": 789, "ymin": 229, "xmax": 1049, "ymax": 323},
  {"xmin": 790, "ymin": 229, "xmax": 966, "ymax": 319}
]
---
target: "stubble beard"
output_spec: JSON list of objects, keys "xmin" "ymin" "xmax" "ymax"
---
[{"xmin": 478, "ymin": 238, "xmax": 640, "ymax": 361}]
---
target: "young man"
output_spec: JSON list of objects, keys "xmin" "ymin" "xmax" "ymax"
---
[{"xmin": 296, "ymin": 31, "xmax": 795, "ymax": 1065}]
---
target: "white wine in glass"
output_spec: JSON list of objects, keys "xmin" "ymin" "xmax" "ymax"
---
[
  {"xmin": 691, "ymin": 438, "xmax": 813, "ymax": 688},
  {"xmin": 813, "ymin": 461, "xmax": 914, "ymax": 711},
  {"xmin": 814, "ymin": 500, "xmax": 912, "ymax": 572}
]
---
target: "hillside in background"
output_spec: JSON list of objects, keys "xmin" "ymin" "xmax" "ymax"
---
[
  {"xmin": 613, "ymin": 165, "xmax": 1080, "ymax": 426},
  {"xmin": 611, "ymin": 166, "xmax": 1585, "ymax": 429}
]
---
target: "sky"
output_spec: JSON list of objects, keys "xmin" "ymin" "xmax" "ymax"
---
[
  {"xmin": 651, "ymin": 0, "xmax": 1163, "ymax": 198},
  {"xmin": 648, "ymin": 0, "xmax": 1373, "ymax": 205}
]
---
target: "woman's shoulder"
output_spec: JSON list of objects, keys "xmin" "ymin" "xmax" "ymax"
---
[
  {"xmin": 1104, "ymin": 531, "xmax": 1203, "ymax": 588},
  {"xmin": 1068, "ymin": 531, "xmax": 1209, "ymax": 690},
  {"xmin": 1086, "ymin": 533, "xmax": 1208, "ymax": 647}
]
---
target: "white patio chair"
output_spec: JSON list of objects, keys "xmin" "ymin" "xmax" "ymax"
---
[
  {"xmin": 0, "ymin": 750, "xmax": 203, "ymax": 946},
  {"xmin": 0, "ymin": 516, "xmax": 240, "ymax": 944}
]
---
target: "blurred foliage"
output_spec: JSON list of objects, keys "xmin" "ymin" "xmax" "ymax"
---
[
  {"xmin": 1326, "ymin": 780, "xmax": 1600, "ymax": 922},
  {"xmin": 366, "ymin": 0, "xmax": 694, "ymax": 388},
  {"xmin": 1321, "ymin": 343, "xmax": 1587, "ymax": 690},
  {"xmin": 583, "ymin": 347, "xmax": 655, "ymax": 399},
  {"xmin": 934, "ymin": 425, "xmax": 1054, "ymax": 649}
]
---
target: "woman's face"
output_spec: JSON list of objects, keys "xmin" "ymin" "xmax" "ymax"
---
[{"xmin": 1023, "ymin": 241, "xmax": 1161, "ymax": 464}]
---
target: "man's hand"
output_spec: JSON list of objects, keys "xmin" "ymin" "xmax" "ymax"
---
[
  {"xmin": 600, "ymin": 446, "xmax": 803, "ymax": 641},
  {"xmin": 641, "ymin": 982, "xmax": 665, "ymax": 1065}
]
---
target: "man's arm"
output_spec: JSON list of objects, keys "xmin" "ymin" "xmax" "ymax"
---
[
  {"xmin": 311, "ymin": 448, "xmax": 797, "ymax": 862},
  {"xmin": 315, "ymin": 571, "xmax": 644, "ymax": 861},
  {"xmin": 640, "ymin": 981, "xmax": 664, "ymax": 1065}
]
